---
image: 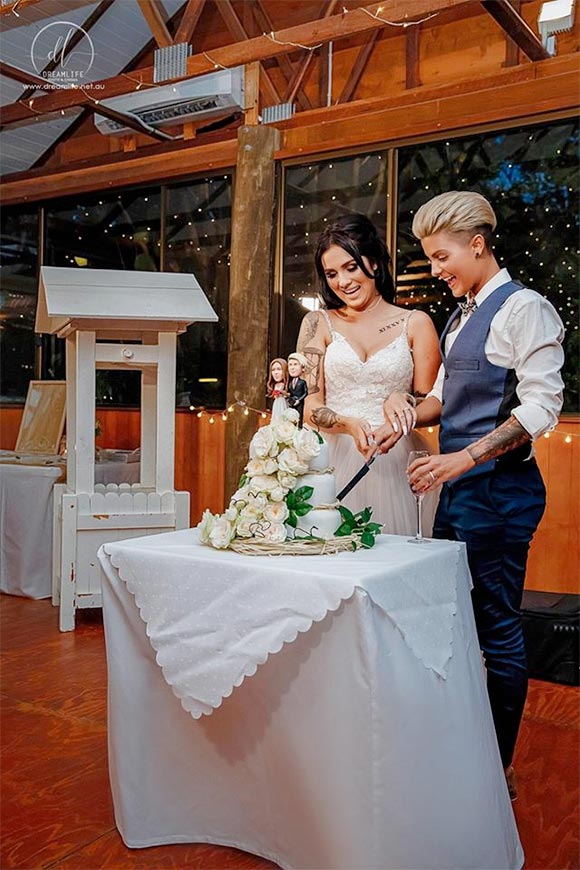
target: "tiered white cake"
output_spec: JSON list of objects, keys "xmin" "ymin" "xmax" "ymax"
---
[{"xmin": 287, "ymin": 439, "xmax": 342, "ymax": 540}]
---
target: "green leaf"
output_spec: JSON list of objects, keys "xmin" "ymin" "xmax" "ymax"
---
[
  {"xmin": 361, "ymin": 530, "xmax": 375, "ymax": 548},
  {"xmin": 365, "ymin": 523, "xmax": 382, "ymax": 534},
  {"xmin": 338, "ymin": 505, "xmax": 356, "ymax": 524},
  {"xmin": 294, "ymin": 485, "xmax": 314, "ymax": 502},
  {"xmin": 285, "ymin": 491, "xmax": 297, "ymax": 509},
  {"xmin": 238, "ymin": 473, "xmax": 248, "ymax": 489},
  {"xmin": 334, "ymin": 522, "xmax": 354, "ymax": 537},
  {"xmin": 286, "ymin": 512, "xmax": 297, "ymax": 528},
  {"xmin": 351, "ymin": 540, "xmax": 358, "ymax": 551},
  {"xmin": 356, "ymin": 507, "xmax": 372, "ymax": 525},
  {"xmin": 294, "ymin": 503, "xmax": 314, "ymax": 516}
]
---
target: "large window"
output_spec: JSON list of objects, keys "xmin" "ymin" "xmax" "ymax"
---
[
  {"xmin": 165, "ymin": 174, "xmax": 232, "ymax": 408},
  {"xmin": 281, "ymin": 152, "xmax": 389, "ymax": 360},
  {"xmin": 397, "ymin": 120, "xmax": 579, "ymax": 412},
  {"xmin": 0, "ymin": 207, "xmax": 39, "ymax": 402}
]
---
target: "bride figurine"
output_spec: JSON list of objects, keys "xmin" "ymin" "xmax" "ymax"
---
[
  {"xmin": 295, "ymin": 213, "xmax": 441, "ymax": 537},
  {"xmin": 267, "ymin": 358, "xmax": 289, "ymax": 421}
]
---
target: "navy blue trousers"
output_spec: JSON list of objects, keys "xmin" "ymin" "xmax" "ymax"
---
[{"xmin": 434, "ymin": 462, "xmax": 546, "ymax": 768}]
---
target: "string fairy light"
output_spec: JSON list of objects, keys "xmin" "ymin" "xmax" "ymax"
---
[
  {"xmin": 203, "ymin": 52, "xmax": 228, "ymax": 71},
  {"xmin": 341, "ymin": 5, "xmax": 438, "ymax": 28},
  {"xmin": 264, "ymin": 31, "xmax": 323, "ymax": 52}
]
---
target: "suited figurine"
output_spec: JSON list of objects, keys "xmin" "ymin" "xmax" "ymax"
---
[{"xmin": 287, "ymin": 352, "xmax": 309, "ymax": 428}]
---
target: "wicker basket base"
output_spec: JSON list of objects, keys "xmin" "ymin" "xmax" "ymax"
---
[{"xmin": 229, "ymin": 535, "xmax": 359, "ymax": 556}]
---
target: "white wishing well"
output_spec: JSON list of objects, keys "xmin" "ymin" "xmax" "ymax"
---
[{"xmin": 36, "ymin": 267, "xmax": 217, "ymax": 631}]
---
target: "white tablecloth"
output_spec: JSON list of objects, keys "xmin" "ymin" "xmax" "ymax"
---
[
  {"xmin": 99, "ymin": 530, "xmax": 524, "ymax": 870},
  {"xmin": 0, "ymin": 464, "xmax": 62, "ymax": 599},
  {"xmin": 0, "ymin": 458, "xmax": 139, "ymax": 599}
]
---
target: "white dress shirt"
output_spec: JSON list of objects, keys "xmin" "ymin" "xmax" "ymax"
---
[{"xmin": 428, "ymin": 268, "xmax": 565, "ymax": 440}]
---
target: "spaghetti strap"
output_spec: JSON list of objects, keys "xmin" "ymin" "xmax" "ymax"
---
[{"xmin": 320, "ymin": 308, "xmax": 334, "ymax": 334}]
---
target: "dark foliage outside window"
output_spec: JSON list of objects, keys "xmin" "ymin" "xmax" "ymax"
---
[{"xmin": 0, "ymin": 207, "xmax": 38, "ymax": 402}]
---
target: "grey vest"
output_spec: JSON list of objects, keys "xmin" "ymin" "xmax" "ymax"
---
[{"xmin": 439, "ymin": 280, "xmax": 531, "ymax": 479}]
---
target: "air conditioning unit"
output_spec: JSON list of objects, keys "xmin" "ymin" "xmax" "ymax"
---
[{"xmin": 94, "ymin": 67, "xmax": 244, "ymax": 136}]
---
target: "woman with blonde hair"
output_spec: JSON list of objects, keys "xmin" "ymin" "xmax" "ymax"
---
[{"xmin": 376, "ymin": 189, "xmax": 565, "ymax": 797}]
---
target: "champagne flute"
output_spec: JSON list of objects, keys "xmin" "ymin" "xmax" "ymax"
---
[{"xmin": 407, "ymin": 450, "xmax": 431, "ymax": 543}]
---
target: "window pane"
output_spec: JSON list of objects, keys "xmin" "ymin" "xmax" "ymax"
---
[
  {"xmin": 0, "ymin": 207, "xmax": 39, "ymax": 402},
  {"xmin": 281, "ymin": 152, "xmax": 388, "ymax": 358},
  {"xmin": 397, "ymin": 120, "xmax": 579, "ymax": 412},
  {"xmin": 44, "ymin": 188, "xmax": 162, "ymax": 405},
  {"xmin": 165, "ymin": 175, "xmax": 232, "ymax": 409}
]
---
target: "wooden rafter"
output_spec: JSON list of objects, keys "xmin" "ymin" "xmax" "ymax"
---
[
  {"xmin": 284, "ymin": 0, "xmax": 340, "ymax": 106},
  {"xmin": 405, "ymin": 25, "xmax": 421, "ymax": 88},
  {"xmin": 137, "ymin": 0, "xmax": 173, "ymax": 48},
  {"xmin": 481, "ymin": 0, "xmax": 550, "ymax": 61},
  {"xmin": 337, "ymin": 30, "xmax": 380, "ymax": 103},
  {"xmin": 0, "ymin": 0, "xmax": 472, "ymax": 129},
  {"xmin": 174, "ymin": 0, "xmax": 206, "ymax": 45},
  {"xmin": 215, "ymin": 0, "xmax": 281, "ymax": 106},
  {"xmin": 0, "ymin": 61, "xmax": 50, "ymax": 89},
  {"xmin": 504, "ymin": 0, "xmax": 522, "ymax": 67},
  {"xmin": 0, "ymin": 0, "xmax": 43, "ymax": 15},
  {"xmin": 250, "ymin": 0, "xmax": 312, "ymax": 111}
]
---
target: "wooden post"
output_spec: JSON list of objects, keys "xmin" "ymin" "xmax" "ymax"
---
[
  {"xmin": 225, "ymin": 124, "xmax": 279, "ymax": 499},
  {"xmin": 244, "ymin": 61, "xmax": 260, "ymax": 125}
]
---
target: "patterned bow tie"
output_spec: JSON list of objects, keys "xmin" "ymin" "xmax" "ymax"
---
[{"xmin": 458, "ymin": 297, "xmax": 477, "ymax": 315}]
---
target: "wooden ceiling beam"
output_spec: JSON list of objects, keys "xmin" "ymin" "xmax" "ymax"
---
[
  {"xmin": 0, "ymin": 0, "xmax": 43, "ymax": 15},
  {"xmin": 0, "ymin": 61, "xmax": 51, "ymax": 89},
  {"xmin": 405, "ymin": 24, "xmax": 421, "ymax": 88},
  {"xmin": 283, "ymin": 0, "xmax": 340, "ymax": 106},
  {"xmin": 250, "ymin": 0, "xmax": 312, "ymax": 111},
  {"xmin": 137, "ymin": 0, "xmax": 173, "ymax": 48},
  {"xmin": 480, "ymin": 0, "xmax": 550, "ymax": 61},
  {"xmin": 174, "ymin": 0, "xmax": 206, "ymax": 45},
  {"xmin": 0, "ymin": 0, "xmax": 472, "ymax": 128},
  {"xmin": 215, "ymin": 0, "xmax": 281, "ymax": 106},
  {"xmin": 337, "ymin": 30, "xmax": 380, "ymax": 103}
]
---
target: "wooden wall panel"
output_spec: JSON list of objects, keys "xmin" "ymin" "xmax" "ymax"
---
[{"xmin": 0, "ymin": 410, "xmax": 577, "ymax": 591}]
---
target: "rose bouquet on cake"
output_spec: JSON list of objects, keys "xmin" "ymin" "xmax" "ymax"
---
[{"xmin": 198, "ymin": 407, "xmax": 381, "ymax": 553}]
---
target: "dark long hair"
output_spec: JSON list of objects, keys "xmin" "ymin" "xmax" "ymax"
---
[{"xmin": 314, "ymin": 213, "xmax": 395, "ymax": 310}]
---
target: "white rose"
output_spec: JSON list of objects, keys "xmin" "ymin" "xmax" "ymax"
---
[
  {"xmin": 282, "ymin": 408, "xmax": 300, "ymax": 424},
  {"xmin": 224, "ymin": 506, "xmax": 239, "ymax": 522},
  {"xmin": 264, "ymin": 502, "xmax": 289, "ymax": 523},
  {"xmin": 270, "ymin": 485, "xmax": 286, "ymax": 502},
  {"xmin": 209, "ymin": 517, "xmax": 234, "ymax": 549},
  {"xmin": 271, "ymin": 419, "xmax": 298, "ymax": 444},
  {"xmin": 235, "ymin": 517, "xmax": 256, "ymax": 538},
  {"xmin": 230, "ymin": 485, "xmax": 251, "ymax": 509},
  {"xmin": 246, "ymin": 458, "xmax": 266, "ymax": 476},
  {"xmin": 239, "ymin": 503, "xmax": 264, "ymax": 521},
  {"xmin": 261, "ymin": 521, "xmax": 287, "ymax": 544},
  {"xmin": 249, "ymin": 426, "xmax": 279, "ymax": 459},
  {"xmin": 248, "ymin": 474, "xmax": 279, "ymax": 493},
  {"xmin": 278, "ymin": 447, "xmax": 309, "ymax": 475},
  {"xmin": 247, "ymin": 492, "xmax": 268, "ymax": 510},
  {"xmin": 197, "ymin": 509, "xmax": 216, "ymax": 544},
  {"xmin": 277, "ymin": 470, "xmax": 297, "ymax": 489},
  {"xmin": 293, "ymin": 427, "xmax": 321, "ymax": 461}
]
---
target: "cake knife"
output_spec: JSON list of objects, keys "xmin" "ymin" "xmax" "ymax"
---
[{"xmin": 336, "ymin": 452, "xmax": 378, "ymax": 502}]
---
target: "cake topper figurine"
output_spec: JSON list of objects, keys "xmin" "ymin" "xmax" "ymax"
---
[
  {"xmin": 267, "ymin": 358, "xmax": 289, "ymax": 421},
  {"xmin": 287, "ymin": 352, "xmax": 309, "ymax": 428}
]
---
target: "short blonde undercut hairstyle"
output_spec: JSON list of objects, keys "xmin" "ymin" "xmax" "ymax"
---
[{"xmin": 412, "ymin": 190, "xmax": 497, "ymax": 248}]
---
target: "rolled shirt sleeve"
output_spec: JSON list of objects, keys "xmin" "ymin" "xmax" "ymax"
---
[{"xmin": 493, "ymin": 293, "xmax": 565, "ymax": 440}]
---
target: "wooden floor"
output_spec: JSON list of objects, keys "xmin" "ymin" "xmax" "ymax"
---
[{"xmin": 1, "ymin": 595, "xmax": 578, "ymax": 870}]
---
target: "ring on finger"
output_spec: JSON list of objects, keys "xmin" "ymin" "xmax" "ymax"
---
[{"xmin": 428, "ymin": 470, "xmax": 436, "ymax": 484}]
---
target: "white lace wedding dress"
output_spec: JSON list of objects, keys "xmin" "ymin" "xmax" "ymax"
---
[{"xmin": 321, "ymin": 310, "xmax": 439, "ymax": 537}]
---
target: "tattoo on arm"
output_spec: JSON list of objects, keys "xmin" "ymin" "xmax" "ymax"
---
[
  {"xmin": 297, "ymin": 311, "xmax": 320, "ymax": 347},
  {"xmin": 467, "ymin": 417, "xmax": 531, "ymax": 465},
  {"xmin": 311, "ymin": 406, "xmax": 340, "ymax": 429}
]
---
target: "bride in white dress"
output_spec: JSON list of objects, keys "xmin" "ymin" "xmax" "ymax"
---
[{"xmin": 296, "ymin": 213, "xmax": 440, "ymax": 536}]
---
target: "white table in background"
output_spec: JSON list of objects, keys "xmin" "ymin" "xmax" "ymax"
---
[
  {"xmin": 98, "ymin": 530, "xmax": 524, "ymax": 870},
  {"xmin": 0, "ymin": 456, "xmax": 140, "ymax": 599}
]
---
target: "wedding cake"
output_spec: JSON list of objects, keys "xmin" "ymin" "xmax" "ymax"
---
[
  {"xmin": 199, "ymin": 407, "xmax": 379, "ymax": 552},
  {"xmin": 285, "ymin": 438, "xmax": 342, "ymax": 540}
]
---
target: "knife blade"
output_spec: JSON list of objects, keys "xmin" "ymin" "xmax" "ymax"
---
[{"xmin": 336, "ymin": 452, "xmax": 378, "ymax": 502}]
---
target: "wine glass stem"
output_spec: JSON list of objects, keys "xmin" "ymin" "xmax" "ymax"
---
[{"xmin": 415, "ymin": 496, "xmax": 423, "ymax": 541}]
